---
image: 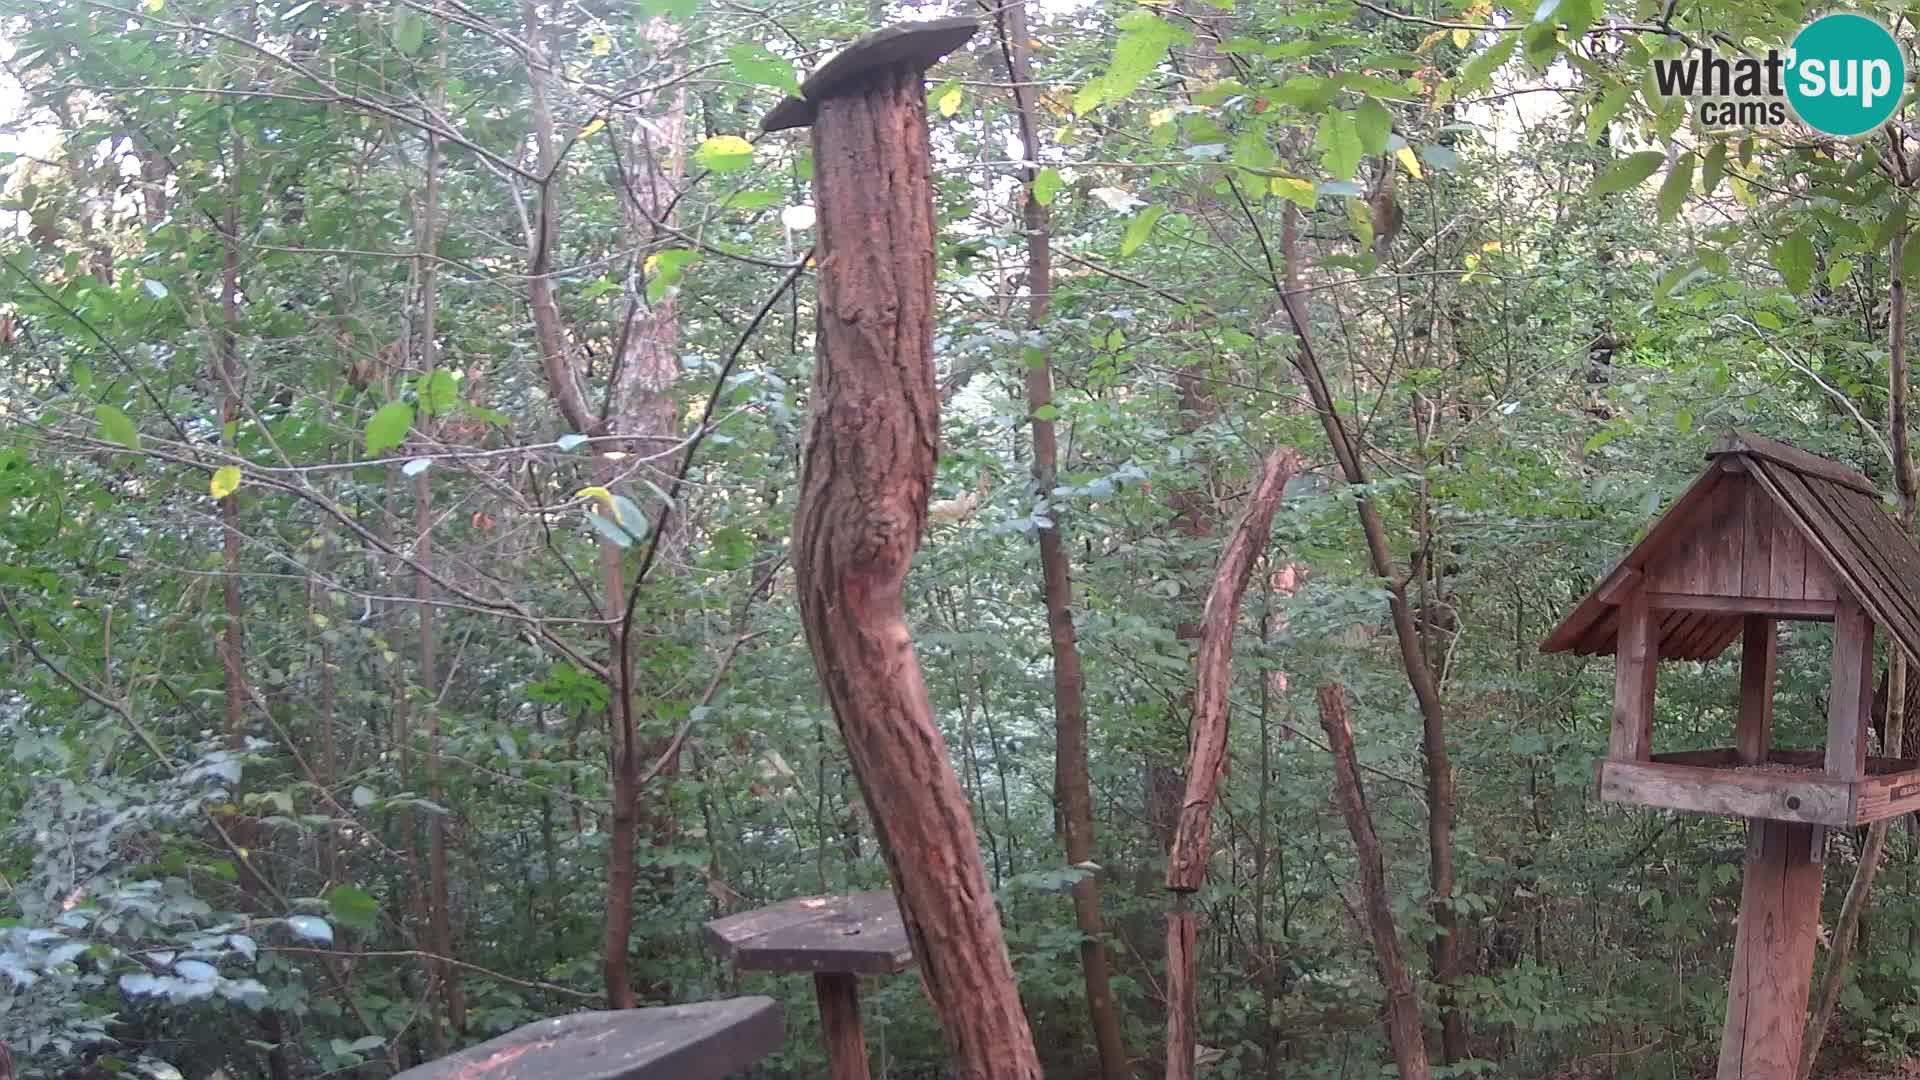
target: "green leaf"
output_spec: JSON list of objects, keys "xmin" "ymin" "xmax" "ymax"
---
[
  {"xmin": 694, "ymin": 135, "xmax": 754, "ymax": 174},
  {"xmin": 392, "ymin": 10, "xmax": 425, "ymax": 55},
  {"xmin": 1656, "ymin": 154, "xmax": 1694, "ymax": 224},
  {"xmin": 326, "ymin": 886, "xmax": 379, "ymax": 932},
  {"xmin": 588, "ymin": 510, "xmax": 634, "ymax": 548},
  {"xmin": 1771, "ymin": 231, "xmax": 1814, "ymax": 294},
  {"xmin": 1033, "ymin": 168, "xmax": 1063, "ymax": 206},
  {"xmin": 1903, "ymin": 235, "xmax": 1920, "ymax": 284},
  {"xmin": 364, "ymin": 401, "xmax": 414, "ymax": 456},
  {"xmin": 1458, "ymin": 35, "xmax": 1518, "ymax": 90},
  {"xmin": 608, "ymin": 494, "xmax": 650, "ymax": 539},
  {"xmin": 416, "ymin": 368, "xmax": 458, "ymax": 417},
  {"xmin": 1032, "ymin": 403, "xmax": 1060, "ymax": 421},
  {"xmin": 1591, "ymin": 151, "xmax": 1665, "ymax": 197},
  {"xmin": 1088, "ymin": 14, "xmax": 1190, "ymax": 112},
  {"xmin": 96, "ymin": 404, "xmax": 139, "ymax": 451},
  {"xmin": 1829, "ymin": 258, "xmax": 1855, "ymax": 287},
  {"xmin": 1701, "ymin": 141, "xmax": 1728, "ymax": 196},
  {"xmin": 645, "ymin": 249, "xmax": 699, "ymax": 302},
  {"xmin": 209, "ymin": 466, "xmax": 241, "ymax": 500},
  {"xmin": 1314, "ymin": 110, "xmax": 1363, "ymax": 181},
  {"xmin": 725, "ymin": 43, "xmax": 798, "ymax": 94},
  {"xmin": 1270, "ymin": 175, "xmax": 1317, "ymax": 209},
  {"xmin": 1752, "ymin": 309, "xmax": 1784, "ymax": 330},
  {"xmin": 1353, "ymin": 97, "xmax": 1392, "ymax": 157},
  {"xmin": 1585, "ymin": 85, "xmax": 1632, "ymax": 144},
  {"xmin": 1120, "ymin": 205, "xmax": 1167, "ymax": 258}
]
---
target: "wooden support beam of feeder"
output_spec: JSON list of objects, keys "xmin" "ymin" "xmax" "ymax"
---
[
  {"xmin": 760, "ymin": 15, "xmax": 1041, "ymax": 1078},
  {"xmin": 1737, "ymin": 615, "xmax": 1776, "ymax": 765},
  {"xmin": 1718, "ymin": 820, "xmax": 1823, "ymax": 1078},
  {"xmin": 1829, "ymin": 590, "xmax": 1875, "ymax": 782},
  {"xmin": 1609, "ymin": 586, "xmax": 1657, "ymax": 761},
  {"xmin": 705, "ymin": 891, "xmax": 912, "ymax": 1080}
]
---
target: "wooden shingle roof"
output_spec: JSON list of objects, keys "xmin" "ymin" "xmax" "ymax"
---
[{"xmin": 1541, "ymin": 432, "xmax": 1920, "ymax": 666}]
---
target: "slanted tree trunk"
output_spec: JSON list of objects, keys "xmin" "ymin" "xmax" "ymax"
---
[
  {"xmin": 1318, "ymin": 684, "xmax": 1433, "ymax": 1080},
  {"xmin": 1165, "ymin": 448, "xmax": 1297, "ymax": 1080},
  {"xmin": 786, "ymin": 25, "xmax": 1041, "ymax": 1077},
  {"xmin": 1277, "ymin": 201, "xmax": 1463, "ymax": 1061},
  {"xmin": 992, "ymin": 3, "xmax": 1127, "ymax": 1074}
]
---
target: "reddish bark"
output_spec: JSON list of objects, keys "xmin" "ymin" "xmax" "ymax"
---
[
  {"xmin": 1164, "ymin": 448, "xmax": 1297, "ymax": 1079},
  {"xmin": 1318, "ymin": 684, "xmax": 1433, "ymax": 1080},
  {"xmin": 791, "ymin": 61, "xmax": 1041, "ymax": 1080},
  {"xmin": 1165, "ymin": 448, "xmax": 1299, "ymax": 891}
]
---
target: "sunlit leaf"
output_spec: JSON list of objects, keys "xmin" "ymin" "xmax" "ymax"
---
[
  {"xmin": 209, "ymin": 466, "xmax": 241, "ymax": 499},
  {"xmin": 364, "ymin": 401, "xmax": 414, "ymax": 455},
  {"xmin": 694, "ymin": 135, "xmax": 754, "ymax": 173}
]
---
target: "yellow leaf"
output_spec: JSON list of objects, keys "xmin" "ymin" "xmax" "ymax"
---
[
  {"xmin": 209, "ymin": 466, "xmax": 242, "ymax": 500},
  {"xmin": 1395, "ymin": 145, "xmax": 1423, "ymax": 180},
  {"xmin": 1149, "ymin": 107, "xmax": 1177, "ymax": 128},
  {"xmin": 1417, "ymin": 30, "xmax": 1447, "ymax": 53},
  {"xmin": 1453, "ymin": 27, "xmax": 1470, "ymax": 48},
  {"xmin": 590, "ymin": 31, "xmax": 611, "ymax": 57},
  {"xmin": 144, "ymin": 0, "xmax": 163, "ymax": 10},
  {"xmin": 580, "ymin": 117, "xmax": 606, "ymax": 139},
  {"xmin": 575, "ymin": 485, "xmax": 613, "ymax": 506},
  {"xmin": 938, "ymin": 86, "xmax": 963, "ymax": 117},
  {"xmin": 1481, "ymin": 240, "xmax": 1503, "ymax": 252},
  {"xmin": 310, "ymin": 613, "xmax": 330, "ymax": 630}
]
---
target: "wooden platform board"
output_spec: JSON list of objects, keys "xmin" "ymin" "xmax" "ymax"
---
[
  {"xmin": 1599, "ymin": 748, "xmax": 1920, "ymax": 825},
  {"xmin": 392, "ymin": 997, "xmax": 783, "ymax": 1080},
  {"xmin": 704, "ymin": 891, "xmax": 913, "ymax": 975}
]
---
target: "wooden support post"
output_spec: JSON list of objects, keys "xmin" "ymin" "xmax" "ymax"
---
[
  {"xmin": 1610, "ymin": 587, "xmax": 1658, "ymax": 760},
  {"xmin": 1737, "ymin": 615, "xmax": 1776, "ymax": 765},
  {"xmin": 813, "ymin": 973, "xmax": 869, "ymax": 1080},
  {"xmin": 1828, "ymin": 590, "xmax": 1875, "ymax": 781},
  {"xmin": 1718, "ymin": 820, "xmax": 1823, "ymax": 1079}
]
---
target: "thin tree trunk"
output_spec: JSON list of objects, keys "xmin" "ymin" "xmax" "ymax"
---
[
  {"xmin": 791, "ymin": 49, "xmax": 1041, "ymax": 1078},
  {"xmin": 1165, "ymin": 449, "xmax": 1298, "ymax": 1079},
  {"xmin": 1277, "ymin": 201, "xmax": 1463, "ymax": 1061},
  {"xmin": 1800, "ymin": 220, "xmax": 1917, "ymax": 1080},
  {"xmin": 1317, "ymin": 684, "xmax": 1432, "ymax": 1080},
  {"xmin": 990, "ymin": 8, "xmax": 1129, "ymax": 1069}
]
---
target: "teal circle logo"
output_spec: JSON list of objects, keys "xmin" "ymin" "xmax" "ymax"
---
[{"xmin": 1786, "ymin": 13, "xmax": 1906, "ymax": 138}]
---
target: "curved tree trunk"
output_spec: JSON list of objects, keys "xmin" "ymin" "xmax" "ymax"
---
[{"xmin": 791, "ymin": 59, "xmax": 1042, "ymax": 1080}]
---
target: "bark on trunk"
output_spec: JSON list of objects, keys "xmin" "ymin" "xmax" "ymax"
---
[
  {"xmin": 791, "ymin": 56, "xmax": 1041, "ymax": 1080},
  {"xmin": 1164, "ymin": 448, "xmax": 1297, "ymax": 1079},
  {"xmin": 994, "ymin": 2, "xmax": 1127, "ymax": 1072},
  {"xmin": 1318, "ymin": 684, "xmax": 1433, "ymax": 1080}
]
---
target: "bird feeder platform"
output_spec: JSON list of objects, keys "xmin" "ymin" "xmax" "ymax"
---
[
  {"xmin": 705, "ymin": 891, "xmax": 914, "ymax": 1080},
  {"xmin": 391, "ymin": 997, "xmax": 784, "ymax": 1080}
]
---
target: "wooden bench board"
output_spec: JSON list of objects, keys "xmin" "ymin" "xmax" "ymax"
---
[
  {"xmin": 1599, "ymin": 750, "xmax": 1920, "ymax": 825},
  {"xmin": 704, "ymin": 890, "xmax": 914, "ymax": 975},
  {"xmin": 392, "ymin": 997, "xmax": 783, "ymax": 1080}
]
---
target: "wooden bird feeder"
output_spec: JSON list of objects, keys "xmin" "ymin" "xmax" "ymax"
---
[
  {"xmin": 1543, "ymin": 431, "xmax": 1920, "ymax": 1077},
  {"xmin": 704, "ymin": 892, "xmax": 914, "ymax": 1080}
]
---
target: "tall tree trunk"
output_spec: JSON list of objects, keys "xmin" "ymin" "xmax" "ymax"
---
[
  {"xmin": 1317, "ymin": 684, "xmax": 1432, "ymax": 1080},
  {"xmin": 1277, "ymin": 201, "xmax": 1463, "ymax": 1061},
  {"xmin": 789, "ymin": 35, "xmax": 1041, "ymax": 1077},
  {"xmin": 414, "ymin": 58, "xmax": 463, "ymax": 1030},
  {"xmin": 991, "ymin": 5, "xmax": 1128, "ymax": 1074}
]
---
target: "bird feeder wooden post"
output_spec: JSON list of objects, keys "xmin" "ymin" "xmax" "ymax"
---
[
  {"xmin": 1543, "ymin": 431, "xmax": 1920, "ymax": 1078},
  {"xmin": 759, "ymin": 18, "xmax": 1044, "ymax": 1079},
  {"xmin": 704, "ymin": 892, "xmax": 914, "ymax": 1080}
]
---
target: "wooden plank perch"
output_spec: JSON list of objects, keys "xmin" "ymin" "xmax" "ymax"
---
[{"xmin": 1163, "ymin": 447, "xmax": 1298, "ymax": 1080}]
